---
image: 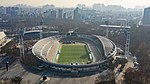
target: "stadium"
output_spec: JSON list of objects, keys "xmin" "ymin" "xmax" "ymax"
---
[{"xmin": 31, "ymin": 31, "xmax": 117, "ymax": 76}]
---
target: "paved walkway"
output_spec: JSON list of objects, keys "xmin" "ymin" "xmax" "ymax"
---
[
  {"xmin": 115, "ymin": 57, "xmax": 134, "ymax": 84},
  {"xmin": 40, "ymin": 74, "xmax": 97, "ymax": 84}
]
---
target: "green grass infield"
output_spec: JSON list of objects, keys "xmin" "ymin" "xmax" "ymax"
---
[{"xmin": 58, "ymin": 44, "xmax": 90, "ymax": 64}]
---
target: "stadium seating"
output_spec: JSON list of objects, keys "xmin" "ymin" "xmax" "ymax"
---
[
  {"xmin": 31, "ymin": 35, "xmax": 117, "ymax": 76},
  {"xmin": 32, "ymin": 37, "xmax": 52, "ymax": 58},
  {"xmin": 33, "ymin": 35, "xmax": 116, "ymax": 63},
  {"xmin": 42, "ymin": 41, "xmax": 53, "ymax": 57}
]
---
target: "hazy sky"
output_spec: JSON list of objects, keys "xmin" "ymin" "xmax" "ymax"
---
[{"xmin": 1, "ymin": 0, "xmax": 150, "ymax": 8}]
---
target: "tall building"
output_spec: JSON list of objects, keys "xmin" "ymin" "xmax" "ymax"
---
[
  {"xmin": 63, "ymin": 13, "xmax": 66, "ymax": 19},
  {"xmin": 77, "ymin": 4, "xmax": 86, "ymax": 9},
  {"xmin": 0, "ymin": 6, "xmax": 5, "ymax": 14},
  {"xmin": 0, "ymin": 19, "xmax": 10, "ymax": 28},
  {"xmin": 117, "ymin": 18, "xmax": 127, "ymax": 26},
  {"xmin": 6, "ymin": 7, "xmax": 19, "ymax": 16},
  {"xmin": 73, "ymin": 7, "xmax": 81, "ymax": 21},
  {"xmin": 50, "ymin": 10, "xmax": 57, "ymax": 19},
  {"xmin": 58, "ymin": 9, "xmax": 63, "ymax": 19},
  {"xmin": 92, "ymin": 4, "xmax": 105, "ymax": 10},
  {"xmin": 143, "ymin": 7, "xmax": 150, "ymax": 25}
]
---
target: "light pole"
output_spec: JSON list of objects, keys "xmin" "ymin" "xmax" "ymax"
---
[
  {"xmin": 124, "ymin": 29, "xmax": 130, "ymax": 56},
  {"xmin": 19, "ymin": 28, "xmax": 25, "ymax": 62},
  {"xmin": 100, "ymin": 25, "xmax": 131, "ymax": 57},
  {"xmin": 40, "ymin": 30, "xmax": 43, "ymax": 39},
  {"xmin": 6, "ymin": 61, "xmax": 9, "ymax": 71},
  {"xmin": 105, "ymin": 21, "xmax": 109, "ymax": 38}
]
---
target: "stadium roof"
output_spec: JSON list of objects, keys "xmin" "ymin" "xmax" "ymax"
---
[
  {"xmin": 96, "ymin": 35, "xmax": 114, "ymax": 56},
  {"xmin": 100, "ymin": 25, "xmax": 131, "ymax": 29},
  {"xmin": 0, "ymin": 32, "xmax": 6, "ymax": 40},
  {"xmin": 24, "ymin": 30, "xmax": 42, "ymax": 34}
]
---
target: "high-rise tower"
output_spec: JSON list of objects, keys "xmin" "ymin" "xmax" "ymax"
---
[
  {"xmin": 73, "ymin": 7, "xmax": 81, "ymax": 21},
  {"xmin": 58, "ymin": 9, "xmax": 63, "ymax": 19},
  {"xmin": 143, "ymin": 7, "xmax": 150, "ymax": 26}
]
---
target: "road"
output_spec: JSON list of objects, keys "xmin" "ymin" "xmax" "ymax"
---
[
  {"xmin": 115, "ymin": 57, "xmax": 134, "ymax": 84},
  {"xmin": 38, "ymin": 73, "xmax": 97, "ymax": 84},
  {"xmin": 0, "ymin": 61, "xmax": 97, "ymax": 84}
]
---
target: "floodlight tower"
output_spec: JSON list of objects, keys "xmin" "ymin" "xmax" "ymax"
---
[
  {"xmin": 105, "ymin": 21, "xmax": 109, "ymax": 38},
  {"xmin": 40, "ymin": 30, "xmax": 43, "ymax": 39},
  {"xmin": 100, "ymin": 25, "xmax": 131, "ymax": 57},
  {"xmin": 124, "ymin": 28, "xmax": 130, "ymax": 56},
  {"xmin": 39, "ymin": 15, "xmax": 44, "ymax": 39},
  {"xmin": 19, "ymin": 28, "xmax": 25, "ymax": 62}
]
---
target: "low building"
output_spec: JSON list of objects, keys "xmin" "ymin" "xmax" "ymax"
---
[{"xmin": 0, "ymin": 32, "xmax": 6, "ymax": 46}]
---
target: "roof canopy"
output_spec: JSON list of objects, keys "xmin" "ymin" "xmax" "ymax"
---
[{"xmin": 0, "ymin": 32, "xmax": 6, "ymax": 40}]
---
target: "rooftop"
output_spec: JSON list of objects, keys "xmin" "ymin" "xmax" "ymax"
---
[{"xmin": 0, "ymin": 32, "xmax": 6, "ymax": 40}]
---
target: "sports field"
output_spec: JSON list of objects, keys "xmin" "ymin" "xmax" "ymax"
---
[{"xmin": 58, "ymin": 44, "xmax": 90, "ymax": 64}]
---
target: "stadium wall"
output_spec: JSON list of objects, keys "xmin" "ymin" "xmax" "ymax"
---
[{"xmin": 31, "ymin": 35, "xmax": 117, "ymax": 76}]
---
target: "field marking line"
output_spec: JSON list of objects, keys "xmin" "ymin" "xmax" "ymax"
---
[
  {"xmin": 52, "ymin": 41, "xmax": 60, "ymax": 63},
  {"xmin": 56, "ymin": 43, "xmax": 62, "ymax": 63}
]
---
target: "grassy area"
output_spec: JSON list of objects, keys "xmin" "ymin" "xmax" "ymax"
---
[{"xmin": 58, "ymin": 44, "xmax": 90, "ymax": 64}]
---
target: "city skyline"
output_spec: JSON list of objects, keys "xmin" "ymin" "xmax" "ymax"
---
[{"xmin": 0, "ymin": 0, "xmax": 150, "ymax": 8}]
